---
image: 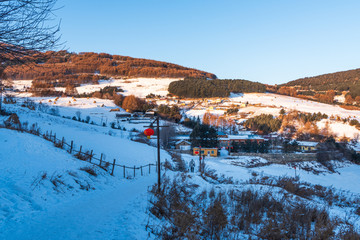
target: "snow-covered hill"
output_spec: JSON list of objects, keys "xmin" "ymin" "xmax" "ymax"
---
[
  {"xmin": 3, "ymin": 102, "xmax": 171, "ymax": 167},
  {"xmin": 13, "ymin": 77, "xmax": 181, "ymax": 98},
  {"xmin": 185, "ymin": 92, "xmax": 360, "ymax": 138},
  {"xmin": 230, "ymin": 93, "xmax": 360, "ymax": 121},
  {"xmin": 0, "ymin": 127, "xmax": 163, "ymax": 240},
  {"xmin": 3, "ymin": 82, "xmax": 360, "ymax": 238}
]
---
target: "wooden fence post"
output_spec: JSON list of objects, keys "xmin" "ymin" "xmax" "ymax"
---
[
  {"xmin": 141, "ymin": 166, "xmax": 143, "ymax": 176},
  {"xmin": 79, "ymin": 146, "xmax": 82, "ymax": 156},
  {"xmin": 123, "ymin": 165, "xmax": 125, "ymax": 178},
  {"xmin": 149, "ymin": 164, "xmax": 151, "ymax": 174},
  {"xmin": 70, "ymin": 141, "xmax": 73, "ymax": 154},
  {"xmin": 50, "ymin": 131, "xmax": 52, "ymax": 140},
  {"xmin": 89, "ymin": 150, "xmax": 93, "ymax": 162},
  {"xmin": 111, "ymin": 159, "xmax": 116, "ymax": 176},
  {"xmin": 100, "ymin": 153, "xmax": 103, "ymax": 166},
  {"xmin": 61, "ymin": 137, "xmax": 64, "ymax": 149},
  {"xmin": 134, "ymin": 165, "xmax": 136, "ymax": 177}
]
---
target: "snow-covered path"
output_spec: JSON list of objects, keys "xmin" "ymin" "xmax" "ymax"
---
[{"xmin": 1, "ymin": 175, "xmax": 155, "ymax": 240}]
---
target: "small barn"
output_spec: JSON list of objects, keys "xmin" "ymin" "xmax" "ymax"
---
[
  {"xmin": 297, "ymin": 141, "xmax": 318, "ymax": 152},
  {"xmin": 175, "ymin": 140, "xmax": 191, "ymax": 151}
]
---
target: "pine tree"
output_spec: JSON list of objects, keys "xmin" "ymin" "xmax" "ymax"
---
[{"xmin": 190, "ymin": 123, "xmax": 218, "ymax": 148}]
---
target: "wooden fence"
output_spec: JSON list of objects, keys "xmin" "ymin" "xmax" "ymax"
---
[
  {"xmin": 0, "ymin": 121, "xmax": 157, "ymax": 178},
  {"xmin": 42, "ymin": 130, "xmax": 157, "ymax": 178}
]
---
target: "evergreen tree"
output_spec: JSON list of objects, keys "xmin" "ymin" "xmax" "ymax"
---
[{"xmin": 190, "ymin": 123, "xmax": 218, "ymax": 148}]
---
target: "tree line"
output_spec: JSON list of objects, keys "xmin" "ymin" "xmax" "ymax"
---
[
  {"xmin": 284, "ymin": 68, "xmax": 360, "ymax": 99},
  {"xmin": 168, "ymin": 78, "xmax": 266, "ymax": 98},
  {"xmin": 243, "ymin": 114, "xmax": 282, "ymax": 135},
  {"xmin": 3, "ymin": 51, "xmax": 217, "ymax": 85}
]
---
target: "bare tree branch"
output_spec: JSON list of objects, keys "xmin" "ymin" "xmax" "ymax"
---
[{"xmin": 0, "ymin": 0, "xmax": 61, "ymax": 64}]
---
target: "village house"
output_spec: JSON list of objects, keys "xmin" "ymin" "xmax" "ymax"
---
[
  {"xmin": 193, "ymin": 147, "xmax": 218, "ymax": 157},
  {"xmin": 144, "ymin": 111, "xmax": 155, "ymax": 118},
  {"xmin": 297, "ymin": 141, "xmax": 318, "ymax": 152},
  {"xmin": 175, "ymin": 140, "xmax": 191, "ymax": 151},
  {"xmin": 218, "ymin": 132, "xmax": 265, "ymax": 148},
  {"xmin": 263, "ymin": 132, "xmax": 281, "ymax": 141},
  {"xmin": 217, "ymin": 131, "xmax": 228, "ymax": 138}
]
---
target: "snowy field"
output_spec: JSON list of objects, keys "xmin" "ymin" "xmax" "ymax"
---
[
  {"xmin": 13, "ymin": 78, "xmax": 181, "ymax": 98},
  {"xmin": 185, "ymin": 92, "xmax": 360, "ymax": 138},
  {"xmin": 0, "ymin": 128, "xmax": 156, "ymax": 240},
  {"xmin": 317, "ymin": 119, "xmax": 360, "ymax": 139},
  {"xmin": 1, "ymin": 100, "xmax": 360, "ymax": 238},
  {"xmin": 59, "ymin": 78, "xmax": 180, "ymax": 98},
  {"xmin": 230, "ymin": 93, "xmax": 360, "ymax": 121},
  {"xmin": 2, "ymin": 103, "xmax": 171, "ymax": 168},
  {"xmin": 180, "ymin": 153, "xmax": 360, "ymax": 195},
  {"xmin": 3, "ymin": 80, "xmax": 360, "ymax": 237}
]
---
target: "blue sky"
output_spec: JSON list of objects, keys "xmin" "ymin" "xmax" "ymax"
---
[{"xmin": 54, "ymin": 0, "xmax": 360, "ymax": 84}]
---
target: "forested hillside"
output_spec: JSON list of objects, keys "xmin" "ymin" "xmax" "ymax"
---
[
  {"xmin": 168, "ymin": 78, "xmax": 266, "ymax": 98},
  {"xmin": 3, "ymin": 51, "xmax": 217, "ymax": 85},
  {"xmin": 284, "ymin": 68, "xmax": 360, "ymax": 98}
]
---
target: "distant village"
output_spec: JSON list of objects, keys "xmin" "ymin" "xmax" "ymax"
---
[{"xmin": 112, "ymin": 95, "xmax": 360, "ymax": 161}]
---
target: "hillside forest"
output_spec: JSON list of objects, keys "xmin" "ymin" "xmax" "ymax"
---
[
  {"xmin": 168, "ymin": 78, "xmax": 266, "ymax": 98},
  {"xmin": 279, "ymin": 68, "xmax": 360, "ymax": 104},
  {"xmin": 2, "ymin": 51, "xmax": 217, "ymax": 95}
]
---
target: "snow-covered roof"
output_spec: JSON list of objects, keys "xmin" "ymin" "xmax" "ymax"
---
[
  {"xmin": 219, "ymin": 134, "xmax": 265, "ymax": 141},
  {"xmin": 175, "ymin": 140, "xmax": 190, "ymax": 145},
  {"xmin": 297, "ymin": 141, "xmax": 319, "ymax": 147},
  {"xmin": 175, "ymin": 135, "xmax": 190, "ymax": 140},
  {"xmin": 193, "ymin": 147, "xmax": 218, "ymax": 150}
]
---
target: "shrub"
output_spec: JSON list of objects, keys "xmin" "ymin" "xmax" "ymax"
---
[
  {"xmin": 148, "ymin": 174, "xmax": 359, "ymax": 239},
  {"xmin": 80, "ymin": 166, "xmax": 97, "ymax": 177}
]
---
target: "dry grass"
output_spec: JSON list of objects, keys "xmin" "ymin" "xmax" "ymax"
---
[
  {"xmin": 50, "ymin": 174, "xmax": 65, "ymax": 192},
  {"xmin": 147, "ymin": 174, "xmax": 360, "ymax": 239},
  {"xmin": 79, "ymin": 166, "xmax": 98, "ymax": 177}
]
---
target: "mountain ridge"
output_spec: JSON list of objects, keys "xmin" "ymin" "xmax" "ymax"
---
[
  {"xmin": 283, "ymin": 67, "xmax": 360, "ymax": 98},
  {"xmin": 3, "ymin": 50, "xmax": 217, "ymax": 84}
]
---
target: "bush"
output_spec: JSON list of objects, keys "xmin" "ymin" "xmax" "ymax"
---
[
  {"xmin": 80, "ymin": 166, "xmax": 97, "ymax": 177},
  {"xmin": 148, "ymin": 174, "xmax": 359, "ymax": 239}
]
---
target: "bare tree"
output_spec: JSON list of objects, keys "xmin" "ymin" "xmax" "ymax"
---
[
  {"xmin": 0, "ymin": 0, "xmax": 61, "ymax": 114},
  {"xmin": 160, "ymin": 123, "xmax": 176, "ymax": 149},
  {"xmin": 0, "ymin": 0, "xmax": 61, "ymax": 63}
]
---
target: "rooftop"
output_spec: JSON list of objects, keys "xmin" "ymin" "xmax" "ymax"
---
[{"xmin": 297, "ymin": 141, "xmax": 319, "ymax": 147}]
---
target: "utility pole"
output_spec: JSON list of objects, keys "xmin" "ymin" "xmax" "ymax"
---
[
  {"xmin": 199, "ymin": 147, "xmax": 201, "ymax": 172},
  {"xmin": 156, "ymin": 116, "xmax": 161, "ymax": 191},
  {"xmin": 144, "ymin": 116, "xmax": 168, "ymax": 192}
]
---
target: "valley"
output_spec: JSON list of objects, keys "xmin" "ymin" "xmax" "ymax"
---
[{"xmin": 1, "ymin": 76, "xmax": 360, "ymax": 238}]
